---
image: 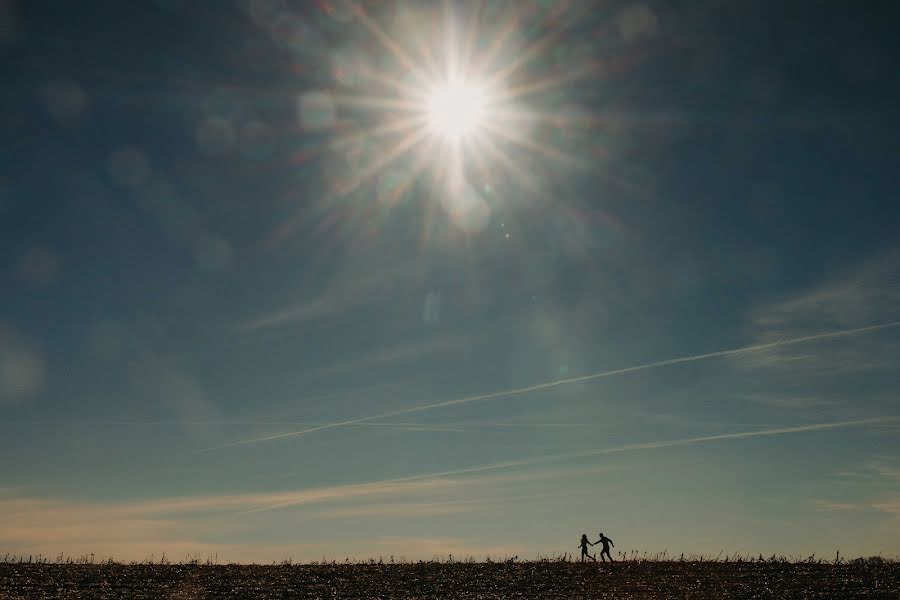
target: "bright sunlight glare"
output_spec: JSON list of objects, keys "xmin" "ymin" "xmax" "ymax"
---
[{"xmin": 426, "ymin": 81, "xmax": 487, "ymax": 140}]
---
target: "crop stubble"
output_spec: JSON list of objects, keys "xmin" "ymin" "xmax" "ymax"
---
[{"xmin": 1, "ymin": 560, "xmax": 899, "ymax": 599}]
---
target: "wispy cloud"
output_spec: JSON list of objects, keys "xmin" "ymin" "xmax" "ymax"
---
[
  {"xmin": 0, "ymin": 478, "xmax": 463, "ymax": 541},
  {"xmin": 732, "ymin": 393, "xmax": 837, "ymax": 410},
  {"xmin": 811, "ymin": 499, "xmax": 864, "ymax": 512},
  {"xmin": 223, "ymin": 418, "xmax": 896, "ymax": 500},
  {"xmin": 0, "ymin": 504, "xmax": 509, "ymax": 563},
  {"xmin": 0, "ymin": 465, "xmax": 567, "ymax": 544},
  {"xmin": 0, "ymin": 467, "xmax": 570, "ymax": 561},
  {"xmin": 0, "ymin": 418, "xmax": 590, "ymax": 437},
  {"xmin": 872, "ymin": 501, "xmax": 900, "ymax": 516},
  {"xmin": 834, "ymin": 457, "xmax": 900, "ymax": 487},
  {"xmin": 347, "ymin": 417, "xmax": 900, "ymax": 488},
  {"xmin": 135, "ymin": 478, "xmax": 461, "ymax": 517},
  {"xmin": 305, "ymin": 330, "xmax": 482, "ymax": 379},
  {"xmin": 312, "ymin": 490, "xmax": 594, "ymax": 519},
  {"xmin": 510, "ymin": 417, "xmax": 900, "ymax": 468},
  {"xmin": 814, "ymin": 457, "xmax": 900, "ymax": 519},
  {"xmin": 241, "ymin": 262, "xmax": 421, "ymax": 332},
  {"xmin": 810, "ymin": 497, "xmax": 900, "ymax": 519},
  {"xmin": 0, "ymin": 480, "xmax": 460, "ymax": 561},
  {"xmin": 199, "ymin": 320, "xmax": 900, "ymax": 452},
  {"xmin": 741, "ymin": 248, "xmax": 900, "ymax": 375},
  {"xmin": 5, "ymin": 418, "xmax": 897, "ymax": 561}
]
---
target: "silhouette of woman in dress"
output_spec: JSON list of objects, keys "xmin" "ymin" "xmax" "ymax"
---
[{"xmin": 579, "ymin": 533, "xmax": 596, "ymax": 563}]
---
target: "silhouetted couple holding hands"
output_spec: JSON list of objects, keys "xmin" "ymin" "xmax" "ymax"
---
[{"xmin": 579, "ymin": 532, "xmax": 614, "ymax": 563}]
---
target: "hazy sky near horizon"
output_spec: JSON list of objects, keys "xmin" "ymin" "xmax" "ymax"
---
[{"xmin": 1, "ymin": 0, "xmax": 899, "ymax": 562}]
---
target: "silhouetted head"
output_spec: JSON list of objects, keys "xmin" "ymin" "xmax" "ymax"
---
[{"xmin": 598, "ymin": 532, "xmax": 604, "ymax": 538}]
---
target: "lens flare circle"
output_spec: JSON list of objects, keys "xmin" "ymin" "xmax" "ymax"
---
[{"xmin": 426, "ymin": 80, "xmax": 487, "ymax": 140}]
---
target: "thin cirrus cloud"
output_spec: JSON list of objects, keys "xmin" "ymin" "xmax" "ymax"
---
[
  {"xmin": 810, "ymin": 499, "xmax": 864, "ymax": 512},
  {"xmin": 311, "ymin": 490, "xmax": 597, "ymax": 520},
  {"xmin": 304, "ymin": 330, "xmax": 482, "ymax": 379},
  {"xmin": 740, "ymin": 248, "xmax": 900, "ymax": 374},
  {"xmin": 243, "ymin": 417, "xmax": 900, "ymax": 511},
  {"xmin": 0, "ymin": 418, "xmax": 588, "ymax": 435},
  {"xmin": 235, "ymin": 468, "xmax": 579, "ymax": 516},
  {"xmin": 198, "ymin": 320, "xmax": 900, "ymax": 452},
  {"xmin": 0, "ymin": 468, "xmax": 571, "ymax": 558},
  {"xmin": 373, "ymin": 416, "xmax": 900, "ymax": 485},
  {"xmin": 130, "ymin": 477, "xmax": 462, "ymax": 517},
  {"xmin": 126, "ymin": 468, "xmax": 561, "ymax": 519},
  {"xmin": 3, "ymin": 421, "xmax": 897, "ymax": 560},
  {"xmin": 240, "ymin": 260, "xmax": 424, "ymax": 332},
  {"xmin": 731, "ymin": 393, "xmax": 837, "ymax": 410},
  {"xmin": 2, "ymin": 512, "xmax": 514, "ymax": 563},
  {"xmin": 872, "ymin": 502, "xmax": 900, "ymax": 516},
  {"xmin": 0, "ymin": 479, "xmax": 463, "ymax": 556}
]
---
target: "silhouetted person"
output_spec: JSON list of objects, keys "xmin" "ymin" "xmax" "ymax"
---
[
  {"xmin": 578, "ymin": 534, "xmax": 596, "ymax": 563},
  {"xmin": 595, "ymin": 532, "xmax": 614, "ymax": 562}
]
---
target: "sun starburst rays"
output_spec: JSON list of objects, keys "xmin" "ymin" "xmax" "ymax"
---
[{"xmin": 295, "ymin": 1, "xmax": 611, "ymax": 244}]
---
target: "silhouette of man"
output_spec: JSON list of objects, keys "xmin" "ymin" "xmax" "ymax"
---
[
  {"xmin": 578, "ymin": 533, "xmax": 596, "ymax": 563},
  {"xmin": 595, "ymin": 532, "xmax": 614, "ymax": 562}
]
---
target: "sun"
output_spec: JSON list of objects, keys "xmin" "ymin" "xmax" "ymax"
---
[
  {"xmin": 281, "ymin": 3, "xmax": 602, "ymax": 238},
  {"xmin": 426, "ymin": 80, "xmax": 488, "ymax": 140}
]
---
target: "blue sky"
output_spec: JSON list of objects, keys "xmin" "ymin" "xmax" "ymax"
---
[{"xmin": 1, "ymin": 0, "xmax": 899, "ymax": 561}]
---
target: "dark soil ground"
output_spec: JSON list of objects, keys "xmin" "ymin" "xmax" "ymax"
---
[{"xmin": 1, "ymin": 559, "xmax": 899, "ymax": 599}]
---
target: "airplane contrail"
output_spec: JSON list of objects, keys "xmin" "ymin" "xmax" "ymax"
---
[
  {"xmin": 383, "ymin": 416, "xmax": 900, "ymax": 482},
  {"xmin": 197, "ymin": 320, "xmax": 900, "ymax": 453},
  {"xmin": 238, "ymin": 416, "xmax": 900, "ymax": 514}
]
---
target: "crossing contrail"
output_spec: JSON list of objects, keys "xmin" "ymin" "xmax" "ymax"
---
[
  {"xmin": 237, "ymin": 416, "xmax": 900, "ymax": 514},
  {"xmin": 196, "ymin": 320, "xmax": 900, "ymax": 453},
  {"xmin": 379, "ymin": 416, "xmax": 900, "ymax": 483}
]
